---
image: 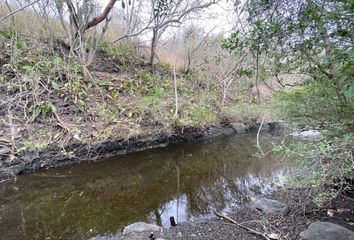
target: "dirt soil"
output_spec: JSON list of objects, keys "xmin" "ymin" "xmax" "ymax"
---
[
  {"xmin": 0, "ymin": 122, "xmax": 279, "ymax": 181},
  {"xmin": 115, "ymin": 188, "xmax": 354, "ymax": 240}
]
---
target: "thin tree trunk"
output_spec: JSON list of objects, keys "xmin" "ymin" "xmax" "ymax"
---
[
  {"xmin": 186, "ymin": 52, "xmax": 191, "ymax": 73},
  {"xmin": 173, "ymin": 59, "xmax": 179, "ymax": 117},
  {"xmin": 150, "ymin": 28, "xmax": 158, "ymax": 68},
  {"xmin": 255, "ymin": 46, "xmax": 261, "ymax": 103},
  {"xmin": 320, "ymin": 30, "xmax": 345, "ymax": 102},
  {"xmin": 312, "ymin": 4, "xmax": 347, "ymax": 103},
  {"xmin": 4, "ymin": 0, "xmax": 15, "ymax": 26}
]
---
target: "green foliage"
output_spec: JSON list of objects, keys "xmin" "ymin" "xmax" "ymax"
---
[
  {"xmin": 17, "ymin": 141, "xmax": 48, "ymax": 153},
  {"xmin": 101, "ymin": 42, "xmax": 133, "ymax": 64},
  {"xmin": 188, "ymin": 106, "xmax": 216, "ymax": 126},
  {"xmin": 178, "ymin": 66, "xmax": 199, "ymax": 79},
  {"xmin": 313, "ymin": 191, "xmax": 338, "ymax": 207},
  {"xmin": 274, "ymin": 133, "xmax": 354, "ymax": 205},
  {"xmin": 225, "ymin": 0, "xmax": 353, "ymax": 103},
  {"xmin": 232, "ymin": 68, "xmax": 253, "ymax": 78},
  {"xmin": 28, "ymin": 102, "xmax": 57, "ymax": 122},
  {"xmin": 272, "ymin": 79, "xmax": 354, "ymax": 128},
  {"xmin": 155, "ymin": 62, "xmax": 172, "ymax": 72},
  {"xmin": 1, "ymin": 36, "xmax": 90, "ymax": 115},
  {"xmin": 223, "ymin": 0, "xmax": 354, "ymax": 205},
  {"xmin": 118, "ymin": 71, "xmax": 172, "ymax": 95},
  {"xmin": 153, "ymin": 0, "xmax": 173, "ymax": 18},
  {"xmin": 136, "ymin": 90, "xmax": 174, "ymax": 127},
  {"xmin": 186, "ymin": 93, "xmax": 219, "ymax": 126},
  {"xmin": 338, "ymin": 49, "xmax": 354, "ymax": 99},
  {"xmin": 221, "ymin": 103, "xmax": 264, "ymax": 123}
]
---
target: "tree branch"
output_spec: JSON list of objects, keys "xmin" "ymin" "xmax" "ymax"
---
[
  {"xmin": 1, "ymin": 0, "xmax": 41, "ymax": 21},
  {"xmin": 85, "ymin": 0, "xmax": 118, "ymax": 31}
]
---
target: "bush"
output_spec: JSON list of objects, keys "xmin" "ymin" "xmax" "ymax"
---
[
  {"xmin": 274, "ymin": 132, "xmax": 353, "ymax": 206},
  {"xmin": 272, "ymin": 77, "xmax": 354, "ymax": 206},
  {"xmin": 221, "ymin": 103, "xmax": 264, "ymax": 123},
  {"xmin": 272, "ymin": 79, "xmax": 354, "ymax": 129}
]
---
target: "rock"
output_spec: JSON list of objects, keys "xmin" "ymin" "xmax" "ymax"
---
[
  {"xmin": 299, "ymin": 222, "xmax": 354, "ymax": 240},
  {"xmin": 89, "ymin": 233, "xmax": 165, "ymax": 240},
  {"xmin": 0, "ymin": 168, "xmax": 15, "ymax": 181},
  {"xmin": 251, "ymin": 198, "xmax": 290, "ymax": 216},
  {"xmin": 123, "ymin": 222, "xmax": 163, "ymax": 235},
  {"xmin": 269, "ymin": 122, "xmax": 284, "ymax": 136},
  {"xmin": 0, "ymin": 146, "xmax": 11, "ymax": 155},
  {"xmin": 230, "ymin": 122, "xmax": 249, "ymax": 133},
  {"xmin": 290, "ymin": 130, "xmax": 324, "ymax": 141}
]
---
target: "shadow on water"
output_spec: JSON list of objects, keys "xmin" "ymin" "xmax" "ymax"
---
[{"xmin": 0, "ymin": 133, "xmax": 287, "ymax": 240}]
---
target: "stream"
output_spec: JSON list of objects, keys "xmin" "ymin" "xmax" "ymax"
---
[{"xmin": 0, "ymin": 132, "xmax": 287, "ymax": 240}]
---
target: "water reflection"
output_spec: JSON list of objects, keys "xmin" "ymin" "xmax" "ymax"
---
[{"xmin": 0, "ymin": 133, "xmax": 287, "ymax": 240}]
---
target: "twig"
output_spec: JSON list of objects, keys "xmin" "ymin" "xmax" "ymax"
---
[
  {"xmin": 54, "ymin": 112, "xmax": 70, "ymax": 133},
  {"xmin": 173, "ymin": 47, "xmax": 179, "ymax": 118},
  {"xmin": 214, "ymin": 211, "xmax": 271, "ymax": 240},
  {"xmin": 257, "ymin": 118, "xmax": 265, "ymax": 155}
]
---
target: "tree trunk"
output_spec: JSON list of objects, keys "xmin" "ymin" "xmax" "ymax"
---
[
  {"xmin": 314, "ymin": 8, "xmax": 347, "ymax": 103},
  {"xmin": 320, "ymin": 30, "xmax": 347, "ymax": 102},
  {"xmin": 186, "ymin": 52, "xmax": 191, "ymax": 73},
  {"xmin": 150, "ymin": 28, "xmax": 158, "ymax": 68}
]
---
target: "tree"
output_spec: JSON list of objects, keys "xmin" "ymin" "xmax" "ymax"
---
[
  {"xmin": 148, "ymin": 0, "xmax": 218, "ymax": 67},
  {"xmin": 223, "ymin": 0, "xmax": 354, "ymax": 102},
  {"xmin": 54, "ymin": 0, "xmax": 131, "ymax": 68}
]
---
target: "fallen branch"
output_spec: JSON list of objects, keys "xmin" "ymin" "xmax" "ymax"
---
[{"xmin": 214, "ymin": 211, "xmax": 271, "ymax": 240}]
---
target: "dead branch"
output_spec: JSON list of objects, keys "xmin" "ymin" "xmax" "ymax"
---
[
  {"xmin": 113, "ymin": 23, "xmax": 153, "ymax": 43},
  {"xmin": 214, "ymin": 211, "xmax": 271, "ymax": 240},
  {"xmin": 54, "ymin": 112, "xmax": 70, "ymax": 133}
]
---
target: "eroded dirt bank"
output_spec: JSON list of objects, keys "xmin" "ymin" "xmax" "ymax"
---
[{"xmin": 0, "ymin": 122, "xmax": 281, "ymax": 181}]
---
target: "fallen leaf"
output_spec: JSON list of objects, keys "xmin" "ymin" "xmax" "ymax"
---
[
  {"xmin": 327, "ymin": 209, "xmax": 334, "ymax": 217},
  {"xmin": 267, "ymin": 233, "xmax": 280, "ymax": 239}
]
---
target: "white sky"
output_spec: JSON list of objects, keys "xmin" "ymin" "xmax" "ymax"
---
[{"xmin": 97, "ymin": 0, "xmax": 236, "ymax": 42}]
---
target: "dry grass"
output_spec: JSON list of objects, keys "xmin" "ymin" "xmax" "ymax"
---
[
  {"xmin": 0, "ymin": 3, "xmax": 63, "ymax": 39},
  {"xmin": 156, "ymin": 48, "xmax": 185, "ymax": 69}
]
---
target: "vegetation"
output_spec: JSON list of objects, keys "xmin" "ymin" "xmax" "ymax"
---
[
  {"xmin": 223, "ymin": 0, "xmax": 353, "ymax": 205},
  {"xmin": 0, "ymin": 0, "xmax": 353, "ymax": 207}
]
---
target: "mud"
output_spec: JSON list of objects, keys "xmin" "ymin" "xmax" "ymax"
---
[{"xmin": 0, "ymin": 122, "xmax": 281, "ymax": 181}]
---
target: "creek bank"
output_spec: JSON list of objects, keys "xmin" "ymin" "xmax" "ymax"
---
[
  {"xmin": 104, "ymin": 187, "xmax": 353, "ymax": 240},
  {"xmin": 0, "ymin": 121, "xmax": 282, "ymax": 181}
]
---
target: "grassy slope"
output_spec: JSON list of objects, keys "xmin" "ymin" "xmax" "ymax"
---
[{"xmin": 0, "ymin": 34, "xmax": 267, "ymax": 158}]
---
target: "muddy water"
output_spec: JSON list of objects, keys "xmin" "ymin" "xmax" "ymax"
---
[{"xmin": 0, "ymin": 133, "xmax": 287, "ymax": 240}]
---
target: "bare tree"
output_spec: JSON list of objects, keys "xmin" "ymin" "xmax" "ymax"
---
[
  {"xmin": 148, "ymin": 0, "xmax": 217, "ymax": 67},
  {"xmin": 179, "ymin": 25, "xmax": 216, "ymax": 73},
  {"xmin": 53, "ymin": 0, "xmax": 122, "ymax": 68}
]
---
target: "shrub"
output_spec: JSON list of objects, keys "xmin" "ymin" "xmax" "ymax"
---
[{"xmin": 274, "ymin": 132, "xmax": 353, "ymax": 206}]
